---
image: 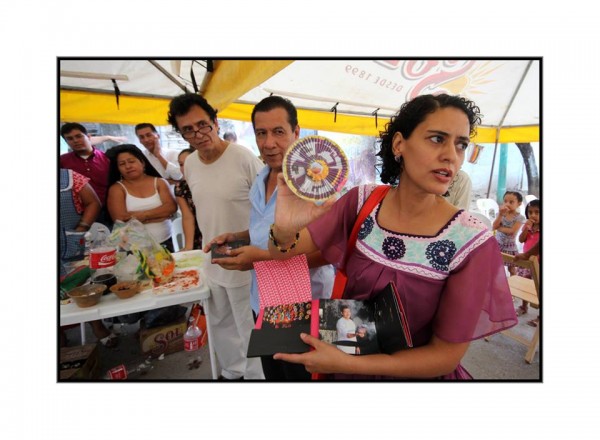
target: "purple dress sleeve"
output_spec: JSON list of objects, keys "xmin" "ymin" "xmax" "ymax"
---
[
  {"xmin": 307, "ymin": 186, "xmax": 360, "ymax": 269},
  {"xmin": 434, "ymin": 237, "xmax": 517, "ymax": 342}
]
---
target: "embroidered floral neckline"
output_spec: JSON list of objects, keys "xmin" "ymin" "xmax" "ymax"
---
[{"xmin": 372, "ymin": 202, "xmax": 463, "ymax": 239}]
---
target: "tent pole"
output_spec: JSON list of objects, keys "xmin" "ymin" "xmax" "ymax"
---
[
  {"xmin": 497, "ymin": 143, "xmax": 509, "ymax": 203},
  {"xmin": 486, "ymin": 60, "xmax": 533, "ymax": 199},
  {"xmin": 486, "ymin": 128, "xmax": 500, "ymax": 198},
  {"xmin": 148, "ymin": 60, "xmax": 188, "ymax": 93}
]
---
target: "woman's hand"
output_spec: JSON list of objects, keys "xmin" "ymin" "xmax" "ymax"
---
[
  {"xmin": 273, "ymin": 173, "xmax": 337, "ymax": 241},
  {"xmin": 273, "ymin": 333, "xmax": 350, "ymax": 374}
]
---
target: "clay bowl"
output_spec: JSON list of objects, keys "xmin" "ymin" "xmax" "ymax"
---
[
  {"xmin": 67, "ymin": 284, "xmax": 106, "ymax": 308},
  {"xmin": 110, "ymin": 281, "xmax": 141, "ymax": 299}
]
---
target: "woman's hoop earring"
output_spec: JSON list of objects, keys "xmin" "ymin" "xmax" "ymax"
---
[{"xmin": 394, "ymin": 154, "xmax": 402, "ymax": 163}]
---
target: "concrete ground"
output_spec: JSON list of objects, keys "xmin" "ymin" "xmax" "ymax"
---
[
  {"xmin": 61, "ymin": 305, "xmax": 540, "ymax": 381},
  {"xmin": 462, "ymin": 308, "xmax": 540, "ymax": 380}
]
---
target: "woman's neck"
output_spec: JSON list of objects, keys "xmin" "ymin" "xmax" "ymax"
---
[
  {"xmin": 379, "ymin": 184, "xmax": 454, "ymax": 236},
  {"xmin": 123, "ymin": 174, "xmax": 149, "ymax": 185},
  {"xmin": 393, "ymin": 182, "xmax": 443, "ymax": 217}
]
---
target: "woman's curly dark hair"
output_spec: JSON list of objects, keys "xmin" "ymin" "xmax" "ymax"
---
[{"xmin": 377, "ymin": 94, "xmax": 482, "ymax": 185}]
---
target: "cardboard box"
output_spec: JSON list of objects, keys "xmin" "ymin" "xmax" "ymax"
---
[
  {"xmin": 139, "ymin": 316, "xmax": 187, "ymax": 357},
  {"xmin": 59, "ymin": 344, "xmax": 100, "ymax": 380}
]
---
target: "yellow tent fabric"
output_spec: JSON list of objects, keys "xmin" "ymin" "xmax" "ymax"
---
[
  {"xmin": 203, "ymin": 60, "xmax": 294, "ymax": 111},
  {"xmin": 60, "ymin": 90, "xmax": 539, "ymax": 143}
]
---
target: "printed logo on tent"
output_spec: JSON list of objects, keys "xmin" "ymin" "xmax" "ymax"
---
[{"xmin": 373, "ymin": 60, "xmax": 504, "ymax": 101}]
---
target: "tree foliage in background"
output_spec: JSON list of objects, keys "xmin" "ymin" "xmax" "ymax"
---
[{"xmin": 516, "ymin": 143, "xmax": 539, "ymax": 197}]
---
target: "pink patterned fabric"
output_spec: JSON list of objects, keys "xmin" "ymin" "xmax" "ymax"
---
[
  {"xmin": 254, "ymin": 254, "xmax": 312, "ymax": 309},
  {"xmin": 71, "ymin": 170, "xmax": 90, "ymax": 214}
]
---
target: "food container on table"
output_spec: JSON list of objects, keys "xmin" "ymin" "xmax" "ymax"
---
[
  {"xmin": 67, "ymin": 284, "xmax": 106, "ymax": 308},
  {"xmin": 91, "ymin": 273, "xmax": 117, "ymax": 293},
  {"xmin": 109, "ymin": 281, "xmax": 141, "ymax": 299}
]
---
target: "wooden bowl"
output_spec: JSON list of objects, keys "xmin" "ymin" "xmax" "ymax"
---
[
  {"xmin": 110, "ymin": 281, "xmax": 140, "ymax": 299},
  {"xmin": 67, "ymin": 284, "xmax": 106, "ymax": 308}
]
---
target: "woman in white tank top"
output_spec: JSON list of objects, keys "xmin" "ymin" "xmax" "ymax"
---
[{"xmin": 107, "ymin": 145, "xmax": 177, "ymax": 250}]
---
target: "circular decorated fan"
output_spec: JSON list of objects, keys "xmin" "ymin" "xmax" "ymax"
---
[{"xmin": 282, "ymin": 135, "xmax": 349, "ymax": 203}]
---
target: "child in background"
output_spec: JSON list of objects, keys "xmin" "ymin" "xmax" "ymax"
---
[
  {"xmin": 517, "ymin": 198, "xmax": 541, "ymax": 323},
  {"xmin": 493, "ymin": 191, "xmax": 525, "ymax": 276}
]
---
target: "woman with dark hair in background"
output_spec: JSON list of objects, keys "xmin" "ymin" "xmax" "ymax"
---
[
  {"xmin": 106, "ymin": 144, "xmax": 177, "ymax": 251},
  {"xmin": 268, "ymin": 94, "xmax": 518, "ymax": 379}
]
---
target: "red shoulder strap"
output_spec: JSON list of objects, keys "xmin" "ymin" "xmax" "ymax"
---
[{"xmin": 343, "ymin": 185, "xmax": 391, "ymax": 271}]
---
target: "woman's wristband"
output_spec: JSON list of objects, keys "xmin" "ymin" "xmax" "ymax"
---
[
  {"xmin": 78, "ymin": 221, "xmax": 91, "ymax": 230},
  {"xmin": 269, "ymin": 224, "xmax": 300, "ymax": 253}
]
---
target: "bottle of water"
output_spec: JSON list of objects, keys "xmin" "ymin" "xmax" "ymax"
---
[
  {"xmin": 184, "ymin": 316, "xmax": 202, "ymax": 352},
  {"xmin": 84, "ymin": 231, "xmax": 93, "ymax": 256},
  {"xmin": 104, "ymin": 358, "xmax": 154, "ymax": 380},
  {"xmin": 184, "ymin": 316, "xmax": 203, "ymax": 369}
]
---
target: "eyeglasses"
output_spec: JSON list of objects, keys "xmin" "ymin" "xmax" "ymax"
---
[{"xmin": 180, "ymin": 123, "xmax": 213, "ymax": 139}]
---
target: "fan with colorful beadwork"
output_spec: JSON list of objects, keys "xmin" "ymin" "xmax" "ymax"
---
[{"xmin": 282, "ymin": 135, "xmax": 349, "ymax": 203}]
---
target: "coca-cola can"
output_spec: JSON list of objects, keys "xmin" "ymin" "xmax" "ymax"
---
[
  {"xmin": 107, "ymin": 364, "xmax": 128, "ymax": 380},
  {"xmin": 89, "ymin": 247, "xmax": 116, "ymax": 270}
]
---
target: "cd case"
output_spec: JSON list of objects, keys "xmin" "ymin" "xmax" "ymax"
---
[
  {"xmin": 210, "ymin": 239, "xmax": 250, "ymax": 259},
  {"xmin": 247, "ymin": 281, "xmax": 412, "ymax": 358}
]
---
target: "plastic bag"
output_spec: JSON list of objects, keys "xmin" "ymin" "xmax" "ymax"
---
[
  {"xmin": 107, "ymin": 219, "xmax": 175, "ymax": 285},
  {"xmin": 113, "ymin": 254, "xmax": 142, "ymax": 281}
]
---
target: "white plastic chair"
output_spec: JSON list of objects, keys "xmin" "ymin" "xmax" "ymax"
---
[
  {"xmin": 171, "ymin": 217, "xmax": 184, "ymax": 252},
  {"xmin": 476, "ymin": 198, "xmax": 499, "ymax": 221},
  {"xmin": 525, "ymin": 194, "xmax": 538, "ymax": 205},
  {"xmin": 469, "ymin": 211, "xmax": 493, "ymax": 230}
]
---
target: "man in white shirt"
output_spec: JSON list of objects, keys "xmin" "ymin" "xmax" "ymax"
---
[
  {"xmin": 336, "ymin": 305, "xmax": 357, "ymax": 355},
  {"xmin": 135, "ymin": 123, "xmax": 183, "ymax": 185},
  {"xmin": 442, "ymin": 169, "xmax": 473, "ymax": 211},
  {"xmin": 203, "ymin": 96, "xmax": 334, "ymax": 381},
  {"xmin": 167, "ymin": 93, "xmax": 265, "ymax": 380}
]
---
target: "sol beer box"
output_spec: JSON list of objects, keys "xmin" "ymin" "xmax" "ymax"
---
[{"xmin": 139, "ymin": 316, "xmax": 187, "ymax": 356}]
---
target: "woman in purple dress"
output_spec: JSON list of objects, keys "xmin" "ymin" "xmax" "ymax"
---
[{"xmin": 268, "ymin": 94, "xmax": 518, "ymax": 379}]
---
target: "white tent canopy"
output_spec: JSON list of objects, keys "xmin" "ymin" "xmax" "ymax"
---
[
  {"xmin": 60, "ymin": 58, "xmax": 540, "ymax": 143},
  {"xmin": 239, "ymin": 59, "xmax": 539, "ymax": 127}
]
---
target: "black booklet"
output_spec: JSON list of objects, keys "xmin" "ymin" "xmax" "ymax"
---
[{"xmin": 247, "ymin": 282, "xmax": 412, "ymax": 358}]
